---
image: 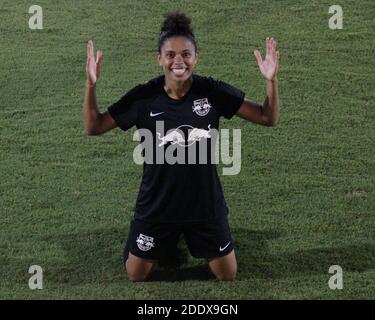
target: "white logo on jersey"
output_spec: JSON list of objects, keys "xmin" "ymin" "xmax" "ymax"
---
[
  {"xmin": 187, "ymin": 125, "xmax": 211, "ymax": 143},
  {"xmin": 192, "ymin": 98, "xmax": 211, "ymax": 116},
  {"xmin": 136, "ymin": 234, "xmax": 155, "ymax": 252},
  {"xmin": 157, "ymin": 129, "xmax": 185, "ymax": 146},
  {"xmin": 150, "ymin": 111, "xmax": 164, "ymax": 117},
  {"xmin": 157, "ymin": 125, "xmax": 211, "ymax": 147}
]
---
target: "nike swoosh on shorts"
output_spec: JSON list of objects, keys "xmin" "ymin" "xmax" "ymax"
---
[{"xmin": 219, "ymin": 241, "xmax": 231, "ymax": 252}]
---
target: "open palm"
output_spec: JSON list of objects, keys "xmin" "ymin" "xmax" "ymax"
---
[
  {"xmin": 86, "ymin": 40, "xmax": 102, "ymax": 85},
  {"xmin": 254, "ymin": 37, "xmax": 279, "ymax": 81}
]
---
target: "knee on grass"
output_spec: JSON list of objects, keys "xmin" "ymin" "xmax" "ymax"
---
[
  {"xmin": 215, "ymin": 270, "xmax": 237, "ymax": 281},
  {"xmin": 126, "ymin": 269, "xmax": 150, "ymax": 282},
  {"xmin": 125, "ymin": 258, "xmax": 155, "ymax": 282}
]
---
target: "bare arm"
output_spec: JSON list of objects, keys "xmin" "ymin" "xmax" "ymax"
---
[
  {"xmin": 236, "ymin": 37, "xmax": 280, "ymax": 127},
  {"xmin": 83, "ymin": 40, "xmax": 117, "ymax": 135}
]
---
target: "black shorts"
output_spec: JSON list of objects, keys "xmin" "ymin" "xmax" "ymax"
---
[{"xmin": 123, "ymin": 217, "xmax": 234, "ymax": 264}]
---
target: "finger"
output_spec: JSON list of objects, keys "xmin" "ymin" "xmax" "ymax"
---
[
  {"xmin": 274, "ymin": 47, "xmax": 279, "ymax": 61},
  {"xmin": 276, "ymin": 51, "xmax": 280, "ymax": 69},
  {"xmin": 87, "ymin": 41, "xmax": 91, "ymax": 58},
  {"xmin": 87, "ymin": 40, "xmax": 94, "ymax": 58},
  {"xmin": 271, "ymin": 38, "xmax": 276, "ymax": 59},
  {"xmin": 96, "ymin": 50, "xmax": 102, "ymax": 78},
  {"xmin": 96, "ymin": 50, "xmax": 103, "ymax": 64},
  {"xmin": 86, "ymin": 57, "xmax": 92, "ymax": 75},
  {"xmin": 269, "ymin": 37, "xmax": 275, "ymax": 56},
  {"xmin": 254, "ymin": 50, "xmax": 263, "ymax": 65},
  {"xmin": 86, "ymin": 55, "xmax": 93, "ymax": 72},
  {"xmin": 266, "ymin": 37, "xmax": 270, "ymax": 56},
  {"xmin": 274, "ymin": 37, "xmax": 278, "ymax": 52}
]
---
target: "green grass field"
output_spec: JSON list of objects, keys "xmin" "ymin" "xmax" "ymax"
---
[{"xmin": 1, "ymin": 0, "xmax": 374, "ymax": 299}]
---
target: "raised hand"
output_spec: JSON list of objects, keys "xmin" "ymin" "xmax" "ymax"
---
[
  {"xmin": 254, "ymin": 37, "xmax": 279, "ymax": 81},
  {"xmin": 86, "ymin": 40, "xmax": 103, "ymax": 86}
]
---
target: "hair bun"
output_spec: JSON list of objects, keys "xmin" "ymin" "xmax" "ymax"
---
[
  {"xmin": 158, "ymin": 12, "xmax": 197, "ymax": 52},
  {"xmin": 161, "ymin": 12, "xmax": 193, "ymax": 34}
]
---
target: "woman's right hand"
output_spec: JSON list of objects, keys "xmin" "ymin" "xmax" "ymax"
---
[{"xmin": 86, "ymin": 40, "xmax": 102, "ymax": 86}]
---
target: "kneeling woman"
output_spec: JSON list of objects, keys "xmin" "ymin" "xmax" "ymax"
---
[{"xmin": 83, "ymin": 12, "xmax": 280, "ymax": 281}]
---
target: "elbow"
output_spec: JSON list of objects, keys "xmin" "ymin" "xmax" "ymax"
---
[
  {"xmin": 84, "ymin": 119, "xmax": 103, "ymax": 136},
  {"xmin": 84, "ymin": 113, "xmax": 104, "ymax": 136},
  {"xmin": 262, "ymin": 116, "xmax": 279, "ymax": 127},
  {"xmin": 84, "ymin": 126, "xmax": 100, "ymax": 136},
  {"xmin": 266, "ymin": 119, "xmax": 279, "ymax": 127},
  {"xmin": 85, "ymin": 129, "xmax": 95, "ymax": 136}
]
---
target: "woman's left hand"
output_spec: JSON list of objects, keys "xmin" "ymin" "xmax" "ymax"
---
[{"xmin": 254, "ymin": 37, "xmax": 279, "ymax": 81}]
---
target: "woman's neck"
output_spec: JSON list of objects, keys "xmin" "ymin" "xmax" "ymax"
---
[{"xmin": 164, "ymin": 76, "xmax": 193, "ymax": 100}]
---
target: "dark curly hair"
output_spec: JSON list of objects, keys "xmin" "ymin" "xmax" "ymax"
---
[{"xmin": 158, "ymin": 12, "xmax": 197, "ymax": 52}]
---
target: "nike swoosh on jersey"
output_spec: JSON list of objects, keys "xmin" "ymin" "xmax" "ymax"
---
[
  {"xmin": 219, "ymin": 241, "xmax": 231, "ymax": 252},
  {"xmin": 150, "ymin": 111, "xmax": 164, "ymax": 117}
]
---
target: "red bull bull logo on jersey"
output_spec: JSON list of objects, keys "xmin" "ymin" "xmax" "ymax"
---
[
  {"xmin": 187, "ymin": 125, "xmax": 212, "ymax": 143},
  {"xmin": 157, "ymin": 129, "xmax": 185, "ymax": 147},
  {"xmin": 132, "ymin": 121, "xmax": 241, "ymax": 175},
  {"xmin": 157, "ymin": 124, "xmax": 211, "ymax": 147}
]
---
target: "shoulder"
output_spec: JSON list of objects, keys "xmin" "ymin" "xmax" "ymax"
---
[
  {"xmin": 192, "ymin": 74, "xmax": 236, "ymax": 93},
  {"xmin": 121, "ymin": 75, "xmax": 164, "ymax": 102},
  {"xmin": 192, "ymin": 74, "xmax": 216, "ymax": 91}
]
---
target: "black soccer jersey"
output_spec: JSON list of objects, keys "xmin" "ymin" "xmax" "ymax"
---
[{"xmin": 108, "ymin": 74, "xmax": 245, "ymax": 224}]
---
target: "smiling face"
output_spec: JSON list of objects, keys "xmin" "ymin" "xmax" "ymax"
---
[{"xmin": 157, "ymin": 36, "xmax": 198, "ymax": 83}]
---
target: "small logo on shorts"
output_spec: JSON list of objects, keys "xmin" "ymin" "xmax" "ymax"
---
[
  {"xmin": 219, "ymin": 241, "xmax": 231, "ymax": 252},
  {"xmin": 136, "ymin": 233, "xmax": 155, "ymax": 251}
]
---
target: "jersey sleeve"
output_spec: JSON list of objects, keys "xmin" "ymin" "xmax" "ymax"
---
[
  {"xmin": 107, "ymin": 85, "xmax": 143, "ymax": 131},
  {"xmin": 211, "ymin": 79, "xmax": 245, "ymax": 119}
]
